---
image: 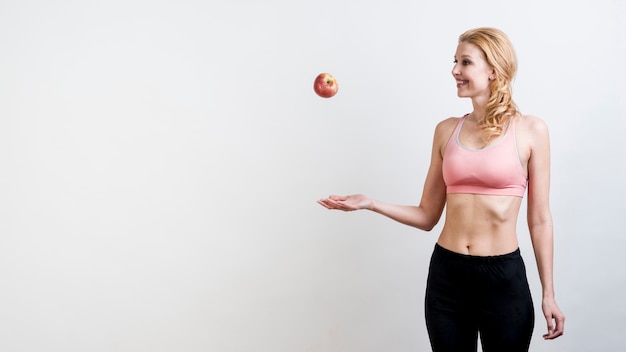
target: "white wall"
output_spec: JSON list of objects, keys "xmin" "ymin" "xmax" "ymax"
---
[{"xmin": 1, "ymin": 0, "xmax": 624, "ymax": 351}]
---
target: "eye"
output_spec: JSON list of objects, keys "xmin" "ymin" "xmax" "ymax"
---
[{"xmin": 453, "ymin": 59, "xmax": 471, "ymax": 65}]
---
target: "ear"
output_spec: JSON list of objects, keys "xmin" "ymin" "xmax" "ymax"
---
[{"xmin": 489, "ymin": 68, "xmax": 496, "ymax": 81}]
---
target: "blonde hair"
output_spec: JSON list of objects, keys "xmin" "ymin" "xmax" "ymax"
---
[{"xmin": 459, "ymin": 27, "xmax": 520, "ymax": 141}]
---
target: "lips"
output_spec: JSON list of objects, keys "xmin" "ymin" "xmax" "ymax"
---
[{"xmin": 456, "ymin": 80, "xmax": 468, "ymax": 88}]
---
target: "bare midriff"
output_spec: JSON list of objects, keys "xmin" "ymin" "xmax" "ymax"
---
[{"xmin": 438, "ymin": 193, "xmax": 523, "ymax": 256}]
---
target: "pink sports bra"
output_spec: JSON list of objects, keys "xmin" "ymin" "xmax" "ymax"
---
[{"xmin": 442, "ymin": 115, "xmax": 528, "ymax": 197}]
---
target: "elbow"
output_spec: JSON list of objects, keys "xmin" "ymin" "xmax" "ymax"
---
[
  {"xmin": 423, "ymin": 222, "xmax": 438, "ymax": 232},
  {"xmin": 416, "ymin": 219, "xmax": 440, "ymax": 232},
  {"xmin": 527, "ymin": 211, "xmax": 553, "ymax": 231},
  {"xmin": 414, "ymin": 207, "xmax": 444, "ymax": 232}
]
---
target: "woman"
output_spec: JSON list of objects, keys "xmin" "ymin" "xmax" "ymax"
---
[{"xmin": 318, "ymin": 27, "xmax": 565, "ymax": 352}]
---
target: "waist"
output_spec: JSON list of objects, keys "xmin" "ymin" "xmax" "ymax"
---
[
  {"xmin": 433, "ymin": 243, "xmax": 521, "ymax": 263},
  {"xmin": 437, "ymin": 228, "xmax": 519, "ymax": 256}
]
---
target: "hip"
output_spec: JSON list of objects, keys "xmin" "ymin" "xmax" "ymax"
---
[{"xmin": 426, "ymin": 243, "xmax": 531, "ymax": 300}]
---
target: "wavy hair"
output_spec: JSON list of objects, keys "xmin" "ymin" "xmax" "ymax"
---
[{"xmin": 459, "ymin": 27, "xmax": 520, "ymax": 141}]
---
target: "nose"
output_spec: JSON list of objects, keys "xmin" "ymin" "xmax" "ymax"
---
[{"xmin": 451, "ymin": 62, "xmax": 461, "ymax": 76}]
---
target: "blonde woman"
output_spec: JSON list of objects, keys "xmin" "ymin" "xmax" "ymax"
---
[{"xmin": 318, "ymin": 27, "xmax": 565, "ymax": 351}]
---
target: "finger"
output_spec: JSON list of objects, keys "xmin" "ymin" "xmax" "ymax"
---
[
  {"xmin": 553, "ymin": 314, "xmax": 565, "ymax": 337},
  {"xmin": 317, "ymin": 199, "xmax": 332, "ymax": 209},
  {"xmin": 318, "ymin": 198, "xmax": 350, "ymax": 211},
  {"xmin": 318, "ymin": 199, "xmax": 340, "ymax": 209},
  {"xmin": 542, "ymin": 316, "xmax": 554, "ymax": 340},
  {"xmin": 329, "ymin": 194, "xmax": 347, "ymax": 201},
  {"xmin": 543, "ymin": 329, "xmax": 564, "ymax": 339},
  {"xmin": 332, "ymin": 200, "xmax": 352, "ymax": 211},
  {"xmin": 335, "ymin": 202, "xmax": 356, "ymax": 211},
  {"xmin": 542, "ymin": 318, "xmax": 564, "ymax": 339},
  {"xmin": 546, "ymin": 318, "xmax": 554, "ymax": 335}
]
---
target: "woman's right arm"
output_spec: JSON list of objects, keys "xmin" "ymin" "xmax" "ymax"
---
[{"xmin": 318, "ymin": 119, "xmax": 453, "ymax": 231}]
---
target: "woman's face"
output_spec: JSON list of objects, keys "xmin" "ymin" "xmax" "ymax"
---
[{"xmin": 452, "ymin": 42, "xmax": 495, "ymax": 100}]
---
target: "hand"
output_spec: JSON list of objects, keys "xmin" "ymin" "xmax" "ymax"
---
[
  {"xmin": 542, "ymin": 297, "xmax": 565, "ymax": 340},
  {"xmin": 317, "ymin": 194, "xmax": 373, "ymax": 211}
]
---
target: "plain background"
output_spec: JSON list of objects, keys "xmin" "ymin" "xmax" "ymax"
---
[{"xmin": 1, "ymin": 0, "xmax": 625, "ymax": 351}]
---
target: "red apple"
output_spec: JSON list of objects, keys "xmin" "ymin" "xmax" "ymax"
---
[{"xmin": 313, "ymin": 73, "xmax": 338, "ymax": 98}]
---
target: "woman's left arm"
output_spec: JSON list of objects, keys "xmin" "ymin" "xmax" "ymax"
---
[{"xmin": 525, "ymin": 116, "xmax": 565, "ymax": 340}]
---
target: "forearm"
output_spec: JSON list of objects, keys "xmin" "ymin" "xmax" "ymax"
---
[
  {"xmin": 529, "ymin": 221, "xmax": 556, "ymax": 298},
  {"xmin": 370, "ymin": 199, "xmax": 441, "ymax": 231}
]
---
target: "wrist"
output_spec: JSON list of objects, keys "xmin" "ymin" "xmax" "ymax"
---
[{"xmin": 542, "ymin": 290, "xmax": 555, "ymax": 300}]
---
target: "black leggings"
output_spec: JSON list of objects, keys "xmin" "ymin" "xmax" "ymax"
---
[{"xmin": 425, "ymin": 244, "xmax": 534, "ymax": 352}]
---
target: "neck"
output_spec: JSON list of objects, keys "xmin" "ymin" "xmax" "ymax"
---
[{"xmin": 469, "ymin": 97, "xmax": 488, "ymax": 123}]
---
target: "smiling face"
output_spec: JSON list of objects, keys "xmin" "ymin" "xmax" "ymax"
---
[{"xmin": 452, "ymin": 42, "xmax": 495, "ymax": 100}]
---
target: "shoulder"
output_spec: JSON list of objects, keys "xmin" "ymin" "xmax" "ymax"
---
[
  {"xmin": 434, "ymin": 116, "xmax": 461, "ymax": 139},
  {"xmin": 516, "ymin": 114, "xmax": 549, "ymax": 138},
  {"xmin": 433, "ymin": 116, "xmax": 462, "ymax": 155},
  {"xmin": 436, "ymin": 116, "xmax": 461, "ymax": 129},
  {"xmin": 516, "ymin": 114, "xmax": 550, "ymax": 156}
]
